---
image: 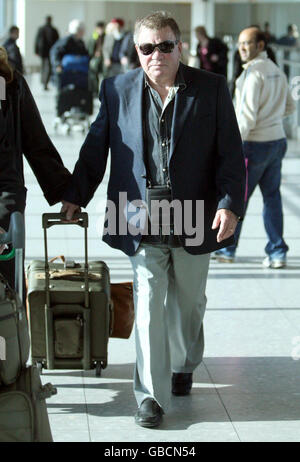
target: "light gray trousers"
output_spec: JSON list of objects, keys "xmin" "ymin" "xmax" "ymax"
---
[{"xmin": 130, "ymin": 243, "xmax": 210, "ymax": 411}]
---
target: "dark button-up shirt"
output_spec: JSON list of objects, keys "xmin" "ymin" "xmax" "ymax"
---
[
  {"xmin": 143, "ymin": 67, "xmax": 186, "ymax": 186},
  {"xmin": 142, "ymin": 67, "xmax": 186, "ymax": 246}
]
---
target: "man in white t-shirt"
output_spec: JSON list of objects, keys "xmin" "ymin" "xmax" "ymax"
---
[{"xmin": 215, "ymin": 27, "xmax": 295, "ymax": 269}]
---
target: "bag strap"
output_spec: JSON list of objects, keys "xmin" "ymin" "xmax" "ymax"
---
[
  {"xmin": 49, "ymin": 255, "xmax": 65, "ymax": 264},
  {"xmin": 49, "ymin": 255, "xmax": 79, "ymax": 269}
]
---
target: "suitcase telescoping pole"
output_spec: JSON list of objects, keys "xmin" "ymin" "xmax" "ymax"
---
[
  {"xmin": 42, "ymin": 213, "xmax": 91, "ymax": 371},
  {"xmin": 0, "ymin": 211, "xmax": 25, "ymax": 303}
]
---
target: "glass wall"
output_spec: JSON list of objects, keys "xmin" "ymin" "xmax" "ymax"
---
[{"xmin": 0, "ymin": 0, "xmax": 7, "ymax": 37}]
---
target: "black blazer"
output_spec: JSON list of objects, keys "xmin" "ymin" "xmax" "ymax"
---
[{"xmin": 64, "ymin": 63, "xmax": 245, "ymax": 256}]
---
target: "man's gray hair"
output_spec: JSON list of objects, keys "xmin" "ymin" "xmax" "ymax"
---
[
  {"xmin": 133, "ymin": 11, "xmax": 181, "ymax": 44},
  {"xmin": 69, "ymin": 19, "xmax": 85, "ymax": 35}
]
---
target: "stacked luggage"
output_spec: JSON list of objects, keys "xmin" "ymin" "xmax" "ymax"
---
[
  {"xmin": 0, "ymin": 212, "xmax": 56, "ymax": 442},
  {"xmin": 26, "ymin": 213, "xmax": 112, "ymax": 377},
  {"xmin": 55, "ymin": 54, "xmax": 93, "ymax": 134}
]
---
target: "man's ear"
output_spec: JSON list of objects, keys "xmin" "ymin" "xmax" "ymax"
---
[
  {"xmin": 178, "ymin": 41, "xmax": 183, "ymax": 55},
  {"xmin": 258, "ymin": 40, "xmax": 265, "ymax": 52}
]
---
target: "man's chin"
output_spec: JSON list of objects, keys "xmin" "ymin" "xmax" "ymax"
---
[
  {"xmin": 149, "ymin": 65, "xmax": 165, "ymax": 70},
  {"xmin": 149, "ymin": 67, "xmax": 165, "ymax": 77}
]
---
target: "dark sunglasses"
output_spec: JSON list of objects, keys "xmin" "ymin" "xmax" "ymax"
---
[{"xmin": 138, "ymin": 40, "xmax": 179, "ymax": 56}]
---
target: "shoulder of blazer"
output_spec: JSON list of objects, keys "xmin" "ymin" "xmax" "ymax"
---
[
  {"xmin": 180, "ymin": 62, "xmax": 225, "ymax": 92},
  {"xmin": 104, "ymin": 67, "xmax": 144, "ymax": 100},
  {"xmin": 106, "ymin": 67, "xmax": 143, "ymax": 88}
]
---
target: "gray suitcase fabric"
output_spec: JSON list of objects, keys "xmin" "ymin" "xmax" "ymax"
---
[
  {"xmin": 0, "ymin": 364, "xmax": 55, "ymax": 442},
  {"xmin": 27, "ymin": 260, "xmax": 111, "ymax": 369},
  {"xmin": 0, "ymin": 275, "xmax": 30, "ymax": 386}
]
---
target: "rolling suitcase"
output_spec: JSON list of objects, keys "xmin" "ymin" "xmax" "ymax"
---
[
  {"xmin": 0, "ymin": 212, "xmax": 56, "ymax": 442},
  {"xmin": 26, "ymin": 213, "xmax": 112, "ymax": 377}
]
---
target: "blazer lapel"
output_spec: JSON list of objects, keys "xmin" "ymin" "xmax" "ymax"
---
[
  {"xmin": 123, "ymin": 70, "xmax": 145, "ymax": 175},
  {"xmin": 169, "ymin": 79, "xmax": 198, "ymax": 164}
]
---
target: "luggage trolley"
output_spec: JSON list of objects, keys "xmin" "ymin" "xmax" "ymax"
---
[{"xmin": 54, "ymin": 54, "xmax": 93, "ymax": 135}]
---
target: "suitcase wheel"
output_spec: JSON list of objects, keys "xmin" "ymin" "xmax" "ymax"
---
[
  {"xmin": 36, "ymin": 362, "xmax": 43, "ymax": 375},
  {"xmin": 95, "ymin": 362, "xmax": 102, "ymax": 377},
  {"xmin": 95, "ymin": 360, "xmax": 107, "ymax": 377}
]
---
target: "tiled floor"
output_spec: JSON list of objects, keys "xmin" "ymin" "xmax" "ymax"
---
[{"xmin": 24, "ymin": 74, "xmax": 300, "ymax": 443}]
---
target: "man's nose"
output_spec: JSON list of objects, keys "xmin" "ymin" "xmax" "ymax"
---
[{"xmin": 152, "ymin": 47, "xmax": 163, "ymax": 57}]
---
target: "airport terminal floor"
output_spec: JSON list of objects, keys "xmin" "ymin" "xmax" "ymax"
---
[{"xmin": 24, "ymin": 73, "xmax": 300, "ymax": 443}]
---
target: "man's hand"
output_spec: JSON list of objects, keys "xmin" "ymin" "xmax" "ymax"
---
[
  {"xmin": 212, "ymin": 209, "xmax": 238, "ymax": 243},
  {"xmin": 61, "ymin": 200, "xmax": 81, "ymax": 222},
  {"xmin": 210, "ymin": 54, "xmax": 219, "ymax": 62},
  {"xmin": 121, "ymin": 56, "xmax": 129, "ymax": 67}
]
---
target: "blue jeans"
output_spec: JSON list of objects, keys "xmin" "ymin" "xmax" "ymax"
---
[{"xmin": 223, "ymin": 138, "xmax": 289, "ymax": 260}]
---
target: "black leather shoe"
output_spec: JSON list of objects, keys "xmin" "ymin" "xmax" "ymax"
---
[
  {"xmin": 172, "ymin": 373, "xmax": 193, "ymax": 396},
  {"xmin": 135, "ymin": 398, "xmax": 163, "ymax": 428}
]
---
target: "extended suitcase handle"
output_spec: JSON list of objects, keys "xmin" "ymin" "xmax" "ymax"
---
[
  {"xmin": 42, "ymin": 212, "xmax": 91, "ymax": 371},
  {"xmin": 43, "ymin": 212, "xmax": 89, "ymax": 309},
  {"xmin": 42, "ymin": 213, "xmax": 89, "ymax": 273},
  {"xmin": 42, "ymin": 212, "xmax": 88, "ymax": 229}
]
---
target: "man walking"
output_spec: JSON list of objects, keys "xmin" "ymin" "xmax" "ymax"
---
[
  {"xmin": 195, "ymin": 26, "xmax": 228, "ymax": 78},
  {"xmin": 61, "ymin": 12, "xmax": 245, "ymax": 427},
  {"xmin": 35, "ymin": 16, "xmax": 59, "ymax": 90},
  {"xmin": 87, "ymin": 21, "xmax": 106, "ymax": 95},
  {"xmin": 3, "ymin": 26, "xmax": 23, "ymax": 74},
  {"xmin": 214, "ymin": 27, "xmax": 296, "ymax": 268},
  {"xmin": 102, "ymin": 18, "xmax": 130, "ymax": 77}
]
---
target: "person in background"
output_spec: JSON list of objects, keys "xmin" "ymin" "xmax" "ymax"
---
[
  {"xmin": 50, "ymin": 19, "xmax": 88, "ymax": 75},
  {"xmin": 195, "ymin": 25, "xmax": 228, "ymax": 78},
  {"xmin": 119, "ymin": 31, "xmax": 140, "ymax": 71},
  {"xmin": 263, "ymin": 22, "xmax": 276, "ymax": 45},
  {"xmin": 230, "ymin": 27, "xmax": 277, "ymax": 98},
  {"xmin": 35, "ymin": 16, "xmax": 59, "ymax": 90},
  {"xmin": 102, "ymin": 18, "xmax": 129, "ymax": 77},
  {"xmin": 2, "ymin": 26, "xmax": 23, "ymax": 74},
  {"xmin": 214, "ymin": 27, "xmax": 296, "ymax": 269},
  {"xmin": 0, "ymin": 46, "xmax": 71, "ymax": 299},
  {"xmin": 88, "ymin": 21, "xmax": 106, "ymax": 95},
  {"xmin": 277, "ymin": 24, "xmax": 299, "ymax": 47},
  {"xmin": 277, "ymin": 24, "xmax": 299, "ymax": 79}
]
